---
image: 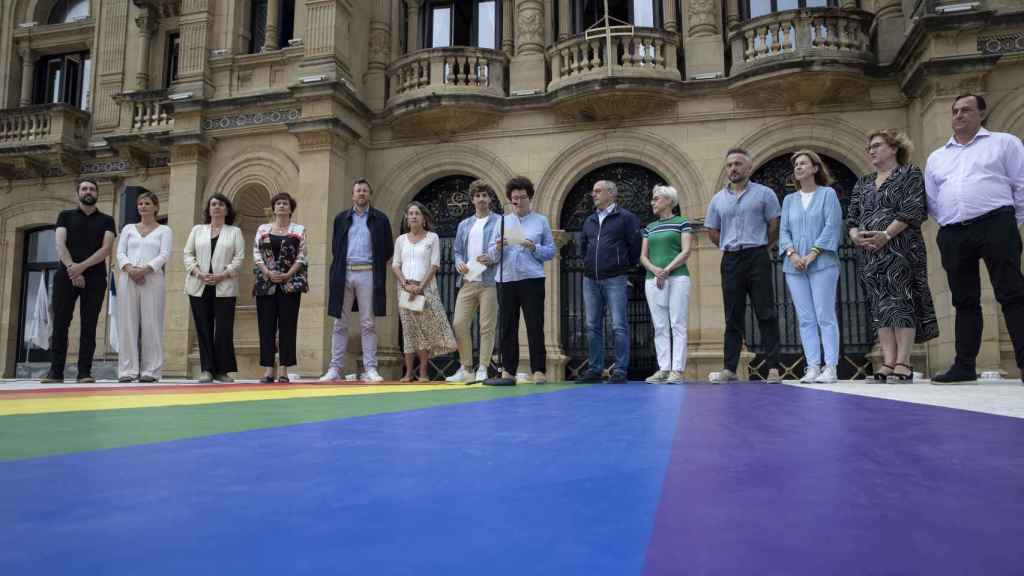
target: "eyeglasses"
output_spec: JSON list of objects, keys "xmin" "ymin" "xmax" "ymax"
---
[{"xmin": 866, "ymin": 142, "xmax": 886, "ymax": 152}]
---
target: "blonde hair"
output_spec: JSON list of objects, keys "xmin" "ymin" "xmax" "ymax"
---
[
  {"xmin": 652, "ymin": 185, "xmax": 679, "ymax": 208},
  {"xmin": 790, "ymin": 149, "xmax": 834, "ymax": 187},
  {"xmin": 867, "ymin": 129, "xmax": 914, "ymax": 165}
]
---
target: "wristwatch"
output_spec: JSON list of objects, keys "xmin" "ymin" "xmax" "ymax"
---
[{"xmin": 785, "ymin": 248, "xmax": 796, "ymax": 258}]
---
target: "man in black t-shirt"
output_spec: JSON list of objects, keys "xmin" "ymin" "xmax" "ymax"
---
[{"xmin": 41, "ymin": 179, "xmax": 116, "ymax": 384}]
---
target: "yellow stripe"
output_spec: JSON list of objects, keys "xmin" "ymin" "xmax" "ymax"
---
[{"xmin": 0, "ymin": 384, "xmax": 476, "ymax": 416}]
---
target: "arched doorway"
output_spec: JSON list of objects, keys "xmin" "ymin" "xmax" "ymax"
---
[
  {"xmin": 407, "ymin": 174, "xmax": 503, "ymax": 377},
  {"xmin": 747, "ymin": 154, "xmax": 873, "ymax": 380},
  {"xmin": 559, "ymin": 162, "xmax": 667, "ymax": 380}
]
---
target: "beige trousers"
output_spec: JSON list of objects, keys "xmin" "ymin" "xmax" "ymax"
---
[{"xmin": 452, "ymin": 281, "xmax": 498, "ymax": 371}]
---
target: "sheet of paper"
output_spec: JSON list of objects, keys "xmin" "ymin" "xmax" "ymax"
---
[
  {"xmin": 465, "ymin": 259, "xmax": 487, "ymax": 282},
  {"xmin": 399, "ymin": 290, "xmax": 425, "ymax": 311},
  {"xmin": 502, "ymin": 217, "xmax": 526, "ymax": 246}
]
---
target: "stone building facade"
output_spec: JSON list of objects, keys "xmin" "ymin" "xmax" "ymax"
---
[{"xmin": 1, "ymin": 0, "xmax": 1022, "ymax": 380}]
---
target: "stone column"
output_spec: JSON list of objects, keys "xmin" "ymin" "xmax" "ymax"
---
[
  {"xmin": 510, "ymin": 0, "xmax": 546, "ymax": 93},
  {"xmin": 365, "ymin": 0, "xmax": 391, "ymax": 111},
  {"xmin": 557, "ymin": 0, "xmax": 570, "ymax": 40},
  {"xmin": 663, "ymin": 0, "xmax": 678, "ymax": 33},
  {"xmin": 543, "ymin": 229, "xmax": 571, "ymax": 380},
  {"xmin": 726, "ymin": 0, "xmax": 740, "ymax": 33},
  {"xmin": 300, "ymin": 0, "xmax": 353, "ymax": 83},
  {"xmin": 177, "ymin": 0, "xmax": 214, "ymax": 99},
  {"xmin": 18, "ymin": 46, "xmax": 33, "ymax": 106},
  {"xmin": 134, "ymin": 8, "xmax": 158, "ymax": 91},
  {"xmin": 263, "ymin": 0, "xmax": 280, "ymax": 51},
  {"xmin": 681, "ymin": 0, "xmax": 725, "ymax": 78},
  {"xmin": 502, "ymin": 0, "xmax": 514, "ymax": 55},
  {"xmin": 164, "ymin": 136, "xmax": 210, "ymax": 378},
  {"xmin": 406, "ymin": 0, "xmax": 421, "ymax": 52},
  {"xmin": 874, "ymin": 0, "xmax": 905, "ymax": 64},
  {"xmin": 543, "ymin": 0, "xmax": 554, "ymax": 47},
  {"xmin": 94, "ymin": 0, "xmax": 132, "ymax": 129}
]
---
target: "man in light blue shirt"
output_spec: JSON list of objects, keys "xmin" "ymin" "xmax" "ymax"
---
[
  {"xmin": 705, "ymin": 147, "xmax": 782, "ymax": 382},
  {"xmin": 488, "ymin": 176, "xmax": 556, "ymax": 382}
]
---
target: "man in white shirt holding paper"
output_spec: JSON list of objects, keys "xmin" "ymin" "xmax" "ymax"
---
[{"xmin": 447, "ymin": 180, "xmax": 501, "ymax": 382}]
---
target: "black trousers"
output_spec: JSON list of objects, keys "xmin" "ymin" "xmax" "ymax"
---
[
  {"xmin": 498, "ymin": 278, "xmax": 546, "ymax": 374},
  {"xmin": 937, "ymin": 207, "xmax": 1024, "ymax": 371},
  {"xmin": 49, "ymin": 271, "xmax": 106, "ymax": 378},
  {"xmin": 256, "ymin": 291, "xmax": 301, "ymax": 367},
  {"xmin": 721, "ymin": 246, "xmax": 781, "ymax": 372},
  {"xmin": 189, "ymin": 287, "xmax": 237, "ymax": 374}
]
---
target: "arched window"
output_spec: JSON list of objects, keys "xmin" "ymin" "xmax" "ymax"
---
[
  {"xmin": 424, "ymin": 0, "xmax": 499, "ymax": 49},
  {"xmin": 48, "ymin": 0, "xmax": 90, "ymax": 24},
  {"xmin": 745, "ymin": 0, "xmax": 840, "ymax": 20},
  {"xmin": 574, "ymin": 0, "xmax": 661, "ymax": 33}
]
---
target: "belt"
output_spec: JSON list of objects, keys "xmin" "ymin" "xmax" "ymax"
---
[
  {"xmin": 723, "ymin": 245, "xmax": 767, "ymax": 254},
  {"xmin": 347, "ymin": 263, "xmax": 373, "ymax": 271},
  {"xmin": 945, "ymin": 206, "xmax": 1014, "ymax": 227}
]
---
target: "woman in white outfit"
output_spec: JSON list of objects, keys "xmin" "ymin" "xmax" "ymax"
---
[
  {"xmin": 639, "ymin": 185, "xmax": 694, "ymax": 384},
  {"xmin": 116, "ymin": 191, "xmax": 172, "ymax": 383}
]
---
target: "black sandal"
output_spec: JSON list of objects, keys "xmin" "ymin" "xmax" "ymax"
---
[
  {"xmin": 874, "ymin": 364, "xmax": 894, "ymax": 381},
  {"xmin": 889, "ymin": 363, "xmax": 914, "ymax": 382}
]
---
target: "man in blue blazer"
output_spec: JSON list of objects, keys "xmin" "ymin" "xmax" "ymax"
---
[{"xmin": 576, "ymin": 180, "xmax": 642, "ymax": 383}]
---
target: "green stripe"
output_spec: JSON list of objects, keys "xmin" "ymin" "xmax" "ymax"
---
[{"xmin": 0, "ymin": 384, "xmax": 580, "ymax": 462}]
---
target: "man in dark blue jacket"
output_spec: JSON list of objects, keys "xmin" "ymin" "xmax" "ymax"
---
[{"xmin": 576, "ymin": 180, "xmax": 642, "ymax": 383}]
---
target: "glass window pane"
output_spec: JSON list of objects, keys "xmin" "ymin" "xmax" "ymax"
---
[
  {"xmin": 633, "ymin": 0, "xmax": 654, "ymax": 27},
  {"xmin": 28, "ymin": 229, "xmax": 57, "ymax": 263},
  {"xmin": 749, "ymin": 0, "xmax": 772, "ymax": 18},
  {"xmin": 80, "ymin": 56, "xmax": 91, "ymax": 110},
  {"xmin": 432, "ymin": 7, "xmax": 452, "ymax": 47},
  {"xmin": 804, "ymin": 0, "xmax": 827, "ymax": 6},
  {"xmin": 477, "ymin": 1, "xmax": 495, "ymax": 49},
  {"xmin": 778, "ymin": 0, "xmax": 798, "ymax": 10}
]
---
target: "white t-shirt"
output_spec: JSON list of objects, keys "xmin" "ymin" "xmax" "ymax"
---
[
  {"xmin": 395, "ymin": 231, "xmax": 440, "ymax": 284},
  {"xmin": 800, "ymin": 191, "xmax": 814, "ymax": 209},
  {"xmin": 466, "ymin": 216, "xmax": 488, "ymax": 274}
]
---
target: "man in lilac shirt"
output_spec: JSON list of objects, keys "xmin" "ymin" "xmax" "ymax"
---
[{"xmin": 925, "ymin": 93, "xmax": 1024, "ymax": 384}]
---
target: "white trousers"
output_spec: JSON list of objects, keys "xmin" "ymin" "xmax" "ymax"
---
[
  {"xmin": 117, "ymin": 271, "xmax": 165, "ymax": 378},
  {"xmin": 645, "ymin": 275, "xmax": 691, "ymax": 372}
]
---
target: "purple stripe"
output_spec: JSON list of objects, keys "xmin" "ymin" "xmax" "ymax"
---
[{"xmin": 643, "ymin": 385, "xmax": 1024, "ymax": 575}]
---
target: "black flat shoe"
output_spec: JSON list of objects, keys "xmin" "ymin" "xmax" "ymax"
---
[
  {"xmin": 118, "ymin": 376, "xmax": 134, "ymax": 383},
  {"xmin": 277, "ymin": 376, "xmax": 290, "ymax": 383},
  {"xmin": 259, "ymin": 376, "xmax": 275, "ymax": 384},
  {"xmin": 576, "ymin": 371, "xmax": 604, "ymax": 383},
  {"xmin": 139, "ymin": 375, "xmax": 158, "ymax": 383},
  {"xmin": 931, "ymin": 365, "xmax": 977, "ymax": 384},
  {"xmin": 889, "ymin": 363, "xmax": 913, "ymax": 382},
  {"xmin": 873, "ymin": 364, "xmax": 894, "ymax": 381}
]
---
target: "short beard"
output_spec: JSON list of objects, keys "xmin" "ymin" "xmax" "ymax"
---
[{"xmin": 80, "ymin": 194, "xmax": 98, "ymax": 206}]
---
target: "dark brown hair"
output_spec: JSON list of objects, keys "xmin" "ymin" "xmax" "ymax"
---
[
  {"xmin": 270, "ymin": 192, "xmax": 297, "ymax": 214},
  {"xmin": 505, "ymin": 176, "xmax": 535, "ymax": 200},
  {"xmin": 953, "ymin": 93, "xmax": 987, "ymax": 112},
  {"xmin": 469, "ymin": 179, "xmax": 495, "ymax": 198},
  {"xmin": 352, "ymin": 178, "xmax": 373, "ymax": 194},
  {"xmin": 203, "ymin": 193, "xmax": 236, "ymax": 225},
  {"xmin": 76, "ymin": 178, "xmax": 99, "ymax": 193}
]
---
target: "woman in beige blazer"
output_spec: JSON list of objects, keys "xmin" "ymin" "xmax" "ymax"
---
[{"xmin": 184, "ymin": 193, "xmax": 245, "ymax": 383}]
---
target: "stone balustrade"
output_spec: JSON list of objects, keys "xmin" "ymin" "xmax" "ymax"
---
[
  {"xmin": 548, "ymin": 29, "xmax": 681, "ymax": 91},
  {"xmin": 387, "ymin": 47, "xmax": 509, "ymax": 107},
  {"xmin": 0, "ymin": 104, "xmax": 90, "ymax": 149},
  {"xmin": 117, "ymin": 90, "xmax": 175, "ymax": 133},
  {"xmin": 730, "ymin": 8, "xmax": 875, "ymax": 76}
]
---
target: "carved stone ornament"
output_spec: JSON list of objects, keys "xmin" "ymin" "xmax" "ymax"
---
[
  {"xmin": 369, "ymin": 28, "xmax": 390, "ymax": 64},
  {"xmin": 689, "ymin": 0, "xmax": 718, "ymax": 37},
  {"xmin": 517, "ymin": 6, "xmax": 544, "ymax": 50}
]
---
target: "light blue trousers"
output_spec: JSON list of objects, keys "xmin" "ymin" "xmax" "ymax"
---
[{"xmin": 785, "ymin": 266, "xmax": 840, "ymax": 367}]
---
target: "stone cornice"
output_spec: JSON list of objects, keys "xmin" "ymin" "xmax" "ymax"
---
[{"xmin": 900, "ymin": 53, "xmax": 1001, "ymax": 98}]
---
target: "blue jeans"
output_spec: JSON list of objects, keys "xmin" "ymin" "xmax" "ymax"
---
[{"xmin": 583, "ymin": 275, "xmax": 629, "ymax": 375}]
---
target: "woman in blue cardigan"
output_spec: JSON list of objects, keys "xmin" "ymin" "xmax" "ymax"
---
[{"xmin": 779, "ymin": 150, "xmax": 844, "ymax": 383}]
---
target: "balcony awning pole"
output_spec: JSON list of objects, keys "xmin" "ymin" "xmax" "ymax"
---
[{"xmin": 604, "ymin": 0, "xmax": 612, "ymax": 77}]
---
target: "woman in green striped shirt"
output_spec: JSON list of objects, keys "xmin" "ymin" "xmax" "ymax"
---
[{"xmin": 640, "ymin": 185, "xmax": 694, "ymax": 383}]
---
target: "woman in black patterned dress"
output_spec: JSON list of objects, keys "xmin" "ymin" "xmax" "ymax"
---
[{"xmin": 847, "ymin": 130, "xmax": 939, "ymax": 381}]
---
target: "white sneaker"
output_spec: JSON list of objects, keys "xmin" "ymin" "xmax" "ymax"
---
[
  {"xmin": 475, "ymin": 367, "xmax": 488, "ymax": 381},
  {"xmin": 319, "ymin": 368, "xmax": 341, "ymax": 382},
  {"xmin": 446, "ymin": 367, "xmax": 469, "ymax": 383},
  {"xmin": 362, "ymin": 369, "xmax": 384, "ymax": 383},
  {"xmin": 815, "ymin": 365, "xmax": 837, "ymax": 383},
  {"xmin": 515, "ymin": 372, "xmax": 531, "ymax": 384},
  {"xmin": 646, "ymin": 370, "xmax": 670, "ymax": 383},
  {"xmin": 666, "ymin": 371, "xmax": 685, "ymax": 383},
  {"xmin": 800, "ymin": 365, "xmax": 821, "ymax": 383}
]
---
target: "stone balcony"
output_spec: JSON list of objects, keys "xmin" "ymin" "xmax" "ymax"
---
[
  {"xmin": 385, "ymin": 47, "xmax": 509, "ymax": 136},
  {"xmin": 0, "ymin": 104, "xmax": 90, "ymax": 178},
  {"xmin": 116, "ymin": 90, "xmax": 175, "ymax": 134},
  {"xmin": 548, "ymin": 28, "xmax": 681, "ymax": 92},
  {"xmin": 729, "ymin": 8, "xmax": 876, "ymax": 77}
]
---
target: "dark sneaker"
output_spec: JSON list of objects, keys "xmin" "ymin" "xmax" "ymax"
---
[
  {"xmin": 608, "ymin": 372, "xmax": 628, "ymax": 384},
  {"xmin": 40, "ymin": 373, "xmax": 64, "ymax": 384},
  {"xmin": 931, "ymin": 365, "xmax": 978, "ymax": 384},
  {"xmin": 139, "ymin": 375, "xmax": 158, "ymax": 383},
  {"xmin": 76, "ymin": 376, "xmax": 96, "ymax": 384},
  {"xmin": 576, "ymin": 371, "xmax": 604, "ymax": 383}
]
